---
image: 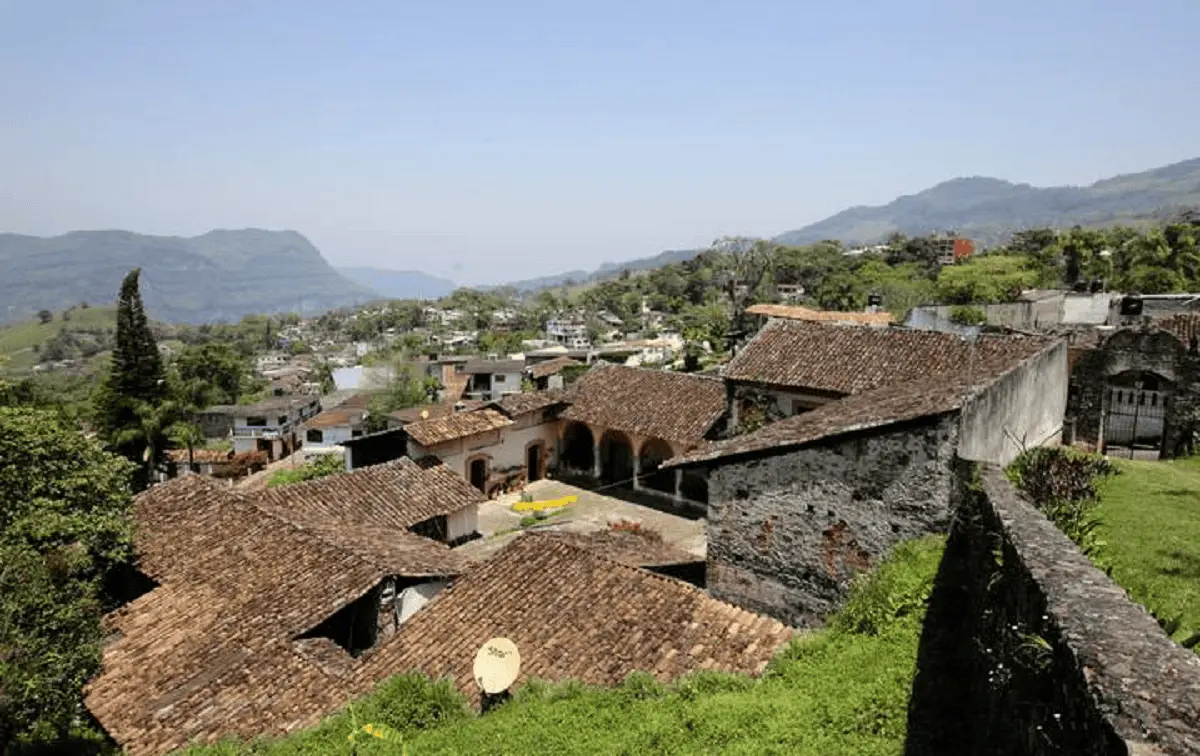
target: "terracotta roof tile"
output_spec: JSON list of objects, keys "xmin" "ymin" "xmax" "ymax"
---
[
  {"xmin": 745, "ymin": 303, "xmax": 895, "ymax": 325},
  {"xmin": 673, "ymin": 336, "xmax": 1058, "ymax": 467},
  {"xmin": 303, "ymin": 405, "xmax": 368, "ymax": 430},
  {"xmin": 165, "ymin": 448, "xmax": 233, "ymax": 464},
  {"xmin": 356, "ymin": 534, "xmax": 792, "ymax": 707},
  {"xmin": 490, "ymin": 389, "xmax": 568, "ymax": 417},
  {"xmin": 404, "ymin": 408, "xmax": 514, "ymax": 446},
  {"xmin": 529, "ymin": 356, "xmax": 583, "ymax": 380},
  {"xmin": 1155, "ymin": 313, "xmax": 1200, "ymax": 347},
  {"xmin": 254, "ymin": 457, "xmax": 486, "ymax": 531},
  {"xmin": 560, "ymin": 365, "xmax": 727, "ymax": 446},
  {"xmin": 541, "ymin": 529, "xmax": 701, "ymax": 567},
  {"xmin": 724, "ymin": 319, "xmax": 1044, "ymax": 396}
]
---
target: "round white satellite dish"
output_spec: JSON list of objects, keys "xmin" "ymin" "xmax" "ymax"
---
[{"xmin": 473, "ymin": 637, "xmax": 521, "ymax": 694}]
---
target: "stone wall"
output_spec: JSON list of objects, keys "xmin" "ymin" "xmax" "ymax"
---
[
  {"xmin": 907, "ymin": 464, "xmax": 1200, "ymax": 756},
  {"xmin": 706, "ymin": 414, "xmax": 959, "ymax": 627},
  {"xmin": 1068, "ymin": 327, "xmax": 1200, "ymax": 456}
]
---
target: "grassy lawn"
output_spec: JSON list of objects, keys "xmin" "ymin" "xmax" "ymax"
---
[
  {"xmin": 0, "ymin": 306, "xmax": 118, "ymax": 354},
  {"xmin": 1097, "ymin": 456, "xmax": 1200, "ymax": 646},
  {"xmin": 183, "ymin": 536, "xmax": 946, "ymax": 756}
]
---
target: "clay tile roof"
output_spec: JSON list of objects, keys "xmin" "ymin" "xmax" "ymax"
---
[
  {"xmin": 560, "ymin": 365, "xmax": 727, "ymax": 446},
  {"xmin": 303, "ymin": 405, "xmax": 367, "ymax": 430},
  {"xmin": 388, "ymin": 403, "xmax": 453, "ymax": 425},
  {"xmin": 404, "ymin": 408, "xmax": 513, "ymax": 446},
  {"xmin": 673, "ymin": 335, "xmax": 1058, "ymax": 468},
  {"xmin": 441, "ymin": 372, "xmax": 470, "ymax": 402},
  {"xmin": 356, "ymin": 534, "xmax": 793, "ymax": 707},
  {"xmin": 745, "ymin": 303, "xmax": 895, "ymax": 325},
  {"xmin": 490, "ymin": 389, "xmax": 568, "ymax": 417},
  {"xmin": 724, "ymin": 319, "xmax": 1019, "ymax": 396},
  {"xmin": 165, "ymin": 448, "xmax": 233, "ymax": 465},
  {"xmin": 529, "ymin": 355, "xmax": 583, "ymax": 380},
  {"xmin": 461, "ymin": 359, "xmax": 526, "ymax": 374},
  {"xmin": 1155, "ymin": 313, "xmax": 1200, "ymax": 347},
  {"xmin": 254, "ymin": 457, "xmax": 486, "ymax": 531},
  {"xmin": 541, "ymin": 529, "xmax": 701, "ymax": 568},
  {"xmin": 91, "ymin": 467, "xmax": 473, "ymax": 755}
]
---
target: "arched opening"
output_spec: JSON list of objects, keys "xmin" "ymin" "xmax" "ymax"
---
[
  {"xmin": 638, "ymin": 438, "xmax": 675, "ymax": 493},
  {"xmin": 526, "ymin": 441, "xmax": 543, "ymax": 483},
  {"xmin": 468, "ymin": 457, "xmax": 488, "ymax": 492},
  {"xmin": 599, "ymin": 430, "xmax": 634, "ymax": 485},
  {"xmin": 1105, "ymin": 370, "xmax": 1173, "ymax": 455},
  {"xmin": 561, "ymin": 422, "xmax": 595, "ymax": 473}
]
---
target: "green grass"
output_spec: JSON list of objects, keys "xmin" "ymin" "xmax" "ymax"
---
[
  {"xmin": 0, "ymin": 306, "xmax": 119, "ymax": 355},
  {"xmin": 1096, "ymin": 456, "xmax": 1200, "ymax": 646},
  {"xmin": 181, "ymin": 535, "xmax": 946, "ymax": 756}
]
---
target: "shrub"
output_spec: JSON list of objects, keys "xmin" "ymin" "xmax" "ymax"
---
[
  {"xmin": 828, "ymin": 535, "xmax": 945, "ymax": 637},
  {"xmin": 266, "ymin": 454, "xmax": 344, "ymax": 488},
  {"xmin": 1007, "ymin": 446, "xmax": 1118, "ymax": 561},
  {"xmin": 948, "ymin": 304, "xmax": 987, "ymax": 326}
]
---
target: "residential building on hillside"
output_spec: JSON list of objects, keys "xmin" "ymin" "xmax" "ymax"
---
[
  {"xmin": 301, "ymin": 398, "xmax": 370, "ymax": 451},
  {"xmin": 527, "ymin": 355, "xmax": 583, "ymax": 389},
  {"xmin": 460, "ymin": 358, "xmax": 525, "ymax": 401},
  {"xmin": 198, "ymin": 396, "xmax": 320, "ymax": 461},
  {"xmin": 545, "ymin": 316, "xmax": 591, "ymax": 349}
]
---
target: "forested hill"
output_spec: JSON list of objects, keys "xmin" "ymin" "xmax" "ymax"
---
[
  {"xmin": 0, "ymin": 229, "xmax": 377, "ymax": 324},
  {"xmin": 774, "ymin": 157, "xmax": 1200, "ymax": 247}
]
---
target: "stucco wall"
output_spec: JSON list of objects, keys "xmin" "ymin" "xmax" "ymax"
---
[
  {"xmin": 412, "ymin": 417, "xmax": 559, "ymax": 491},
  {"xmin": 706, "ymin": 415, "xmax": 960, "ymax": 627},
  {"xmin": 907, "ymin": 464, "xmax": 1200, "ymax": 756},
  {"xmin": 446, "ymin": 505, "xmax": 478, "ymax": 543},
  {"xmin": 397, "ymin": 580, "xmax": 448, "ymax": 624},
  {"xmin": 958, "ymin": 341, "xmax": 1068, "ymax": 466}
]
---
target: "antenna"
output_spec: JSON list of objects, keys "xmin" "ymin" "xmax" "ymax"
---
[{"xmin": 473, "ymin": 637, "xmax": 521, "ymax": 695}]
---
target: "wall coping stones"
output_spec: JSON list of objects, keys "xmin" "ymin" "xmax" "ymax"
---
[{"xmin": 980, "ymin": 465, "xmax": 1200, "ymax": 754}]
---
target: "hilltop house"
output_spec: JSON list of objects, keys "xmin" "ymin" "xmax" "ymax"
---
[{"xmin": 460, "ymin": 358, "xmax": 525, "ymax": 401}]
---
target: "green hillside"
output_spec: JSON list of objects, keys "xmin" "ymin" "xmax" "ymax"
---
[
  {"xmin": 0, "ymin": 229, "xmax": 377, "ymax": 325},
  {"xmin": 774, "ymin": 157, "xmax": 1200, "ymax": 247},
  {"xmin": 0, "ymin": 306, "xmax": 120, "ymax": 374}
]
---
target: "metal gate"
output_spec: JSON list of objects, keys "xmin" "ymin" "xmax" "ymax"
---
[{"xmin": 1104, "ymin": 387, "xmax": 1168, "ymax": 456}]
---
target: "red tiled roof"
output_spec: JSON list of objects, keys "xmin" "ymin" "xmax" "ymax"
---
[
  {"xmin": 404, "ymin": 408, "xmax": 514, "ymax": 446},
  {"xmin": 1155, "ymin": 313, "xmax": 1200, "ymax": 347},
  {"xmin": 355, "ymin": 534, "xmax": 793, "ymax": 707},
  {"xmin": 490, "ymin": 389, "xmax": 568, "ymax": 418},
  {"xmin": 529, "ymin": 355, "xmax": 583, "ymax": 379},
  {"xmin": 724, "ymin": 319, "xmax": 1050, "ymax": 396},
  {"xmin": 560, "ymin": 365, "xmax": 727, "ymax": 446},
  {"xmin": 303, "ymin": 405, "xmax": 367, "ymax": 430},
  {"xmin": 165, "ymin": 448, "xmax": 233, "ymax": 465},
  {"xmin": 540, "ymin": 529, "xmax": 701, "ymax": 568},
  {"xmin": 745, "ymin": 303, "xmax": 895, "ymax": 326},
  {"xmin": 672, "ymin": 336, "xmax": 1058, "ymax": 467}
]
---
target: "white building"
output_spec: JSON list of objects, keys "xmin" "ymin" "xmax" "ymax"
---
[
  {"xmin": 546, "ymin": 317, "xmax": 591, "ymax": 349},
  {"xmin": 221, "ymin": 396, "xmax": 321, "ymax": 460},
  {"xmin": 460, "ymin": 358, "xmax": 526, "ymax": 401}
]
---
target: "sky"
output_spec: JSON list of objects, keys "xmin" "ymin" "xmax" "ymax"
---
[{"xmin": 2, "ymin": 1, "xmax": 1198, "ymax": 285}]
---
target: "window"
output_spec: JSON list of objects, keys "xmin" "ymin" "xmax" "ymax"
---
[
  {"xmin": 307, "ymin": 429, "xmax": 324, "ymax": 443},
  {"xmin": 246, "ymin": 415, "xmax": 267, "ymax": 426},
  {"xmin": 278, "ymin": 415, "xmax": 288, "ymax": 425},
  {"xmin": 494, "ymin": 374, "xmax": 506, "ymax": 383}
]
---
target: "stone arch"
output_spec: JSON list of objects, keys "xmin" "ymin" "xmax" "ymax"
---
[
  {"xmin": 560, "ymin": 422, "xmax": 595, "ymax": 473},
  {"xmin": 638, "ymin": 437, "xmax": 675, "ymax": 493},
  {"xmin": 599, "ymin": 429, "xmax": 634, "ymax": 485}
]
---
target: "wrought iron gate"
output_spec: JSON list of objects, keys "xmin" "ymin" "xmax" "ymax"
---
[{"xmin": 1104, "ymin": 386, "xmax": 1168, "ymax": 455}]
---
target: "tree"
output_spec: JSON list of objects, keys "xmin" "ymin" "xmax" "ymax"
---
[
  {"xmin": 935, "ymin": 255, "xmax": 1040, "ymax": 304},
  {"xmin": 365, "ymin": 365, "xmax": 439, "ymax": 431},
  {"xmin": 92, "ymin": 269, "xmax": 168, "ymax": 489},
  {"xmin": 174, "ymin": 342, "xmax": 250, "ymax": 407},
  {"xmin": 36, "ymin": 309, "xmax": 53, "ymax": 325},
  {"xmin": 0, "ymin": 407, "xmax": 135, "ymax": 749}
]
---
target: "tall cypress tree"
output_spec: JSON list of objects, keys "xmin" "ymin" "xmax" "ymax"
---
[{"xmin": 94, "ymin": 269, "xmax": 169, "ymax": 488}]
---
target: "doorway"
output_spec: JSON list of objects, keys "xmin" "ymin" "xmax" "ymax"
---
[
  {"xmin": 468, "ymin": 457, "xmax": 488, "ymax": 492},
  {"xmin": 526, "ymin": 443, "xmax": 542, "ymax": 483}
]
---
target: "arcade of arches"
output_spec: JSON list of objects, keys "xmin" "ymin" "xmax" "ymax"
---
[{"xmin": 557, "ymin": 421, "xmax": 708, "ymax": 505}]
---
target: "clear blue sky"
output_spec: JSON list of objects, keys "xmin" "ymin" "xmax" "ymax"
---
[{"xmin": 2, "ymin": 1, "xmax": 1197, "ymax": 285}]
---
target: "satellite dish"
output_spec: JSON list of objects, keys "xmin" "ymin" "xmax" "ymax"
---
[{"xmin": 473, "ymin": 637, "xmax": 521, "ymax": 694}]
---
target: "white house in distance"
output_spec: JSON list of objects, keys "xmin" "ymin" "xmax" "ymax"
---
[
  {"xmin": 460, "ymin": 358, "xmax": 525, "ymax": 402},
  {"xmin": 300, "ymin": 396, "xmax": 370, "ymax": 453},
  {"xmin": 202, "ymin": 396, "xmax": 321, "ymax": 461}
]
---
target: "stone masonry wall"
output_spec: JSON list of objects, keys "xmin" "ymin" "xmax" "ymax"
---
[
  {"xmin": 706, "ymin": 414, "xmax": 959, "ymax": 627},
  {"xmin": 907, "ymin": 463, "xmax": 1200, "ymax": 756}
]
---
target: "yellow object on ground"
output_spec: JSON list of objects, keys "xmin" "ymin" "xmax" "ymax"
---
[{"xmin": 512, "ymin": 495, "xmax": 578, "ymax": 513}]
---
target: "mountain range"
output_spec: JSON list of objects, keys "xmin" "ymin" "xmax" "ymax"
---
[
  {"xmin": 500, "ymin": 156, "xmax": 1200, "ymax": 290},
  {"xmin": 0, "ymin": 229, "xmax": 377, "ymax": 324}
]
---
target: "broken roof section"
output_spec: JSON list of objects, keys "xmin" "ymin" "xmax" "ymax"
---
[
  {"xmin": 561, "ymin": 364, "xmax": 727, "ymax": 446},
  {"xmin": 745, "ymin": 303, "xmax": 895, "ymax": 326},
  {"xmin": 673, "ymin": 334, "xmax": 1058, "ymax": 468},
  {"xmin": 356, "ymin": 534, "xmax": 793, "ymax": 707}
]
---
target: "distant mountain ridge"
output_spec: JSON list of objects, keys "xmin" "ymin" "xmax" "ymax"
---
[
  {"xmin": 336, "ymin": 267, "xmax": 457, "ymax": 301},
  {"xmin": 773, "ymin": 156, "xmax": 1200, "ymax": 246},
  {"xmin": 497, "ymin": 156, "xmax": 1200, "ymax": 292},
  {"xmin": 0, "ymin": 229, "xmax": 376, "ymax": 324}
]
